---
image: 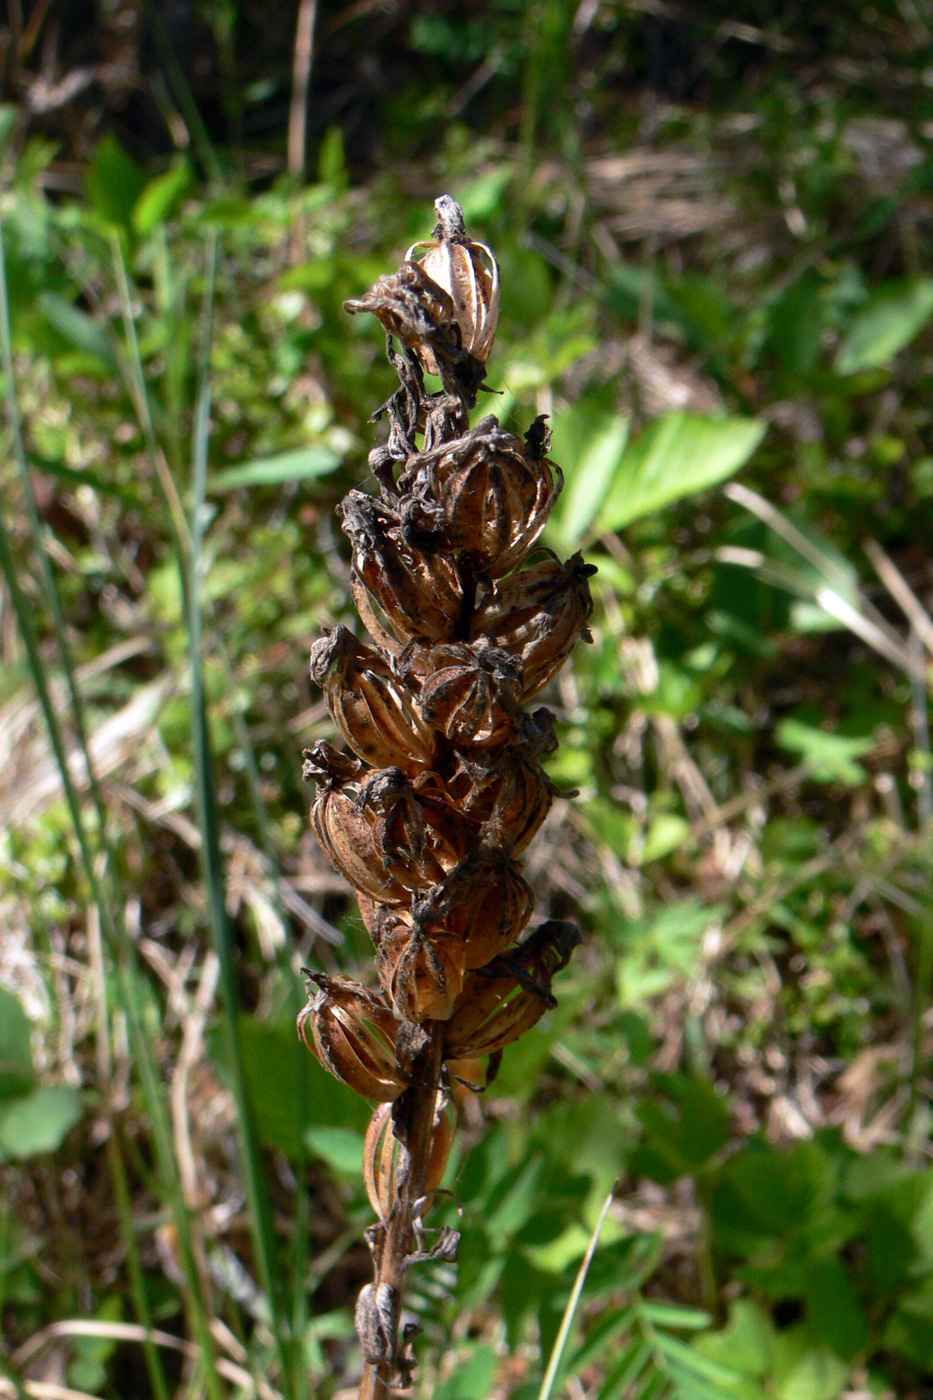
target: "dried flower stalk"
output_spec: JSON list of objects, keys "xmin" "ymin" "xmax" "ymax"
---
[{"xmin": 299, "ymin": 196, "xmax": 595, "ymax": 1397}]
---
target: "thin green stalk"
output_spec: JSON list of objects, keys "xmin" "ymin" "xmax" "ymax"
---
[
  {"xmin": 537, "ymin": 1188, "xmax": 616, "ymax": 1400},
  {"xmin": 0, "ymin": 231, "xmax": 223, "ymax": 1400},
  {"xmin": 187, "ymin": 234, "xmax": 298, "ymax": 1400}
]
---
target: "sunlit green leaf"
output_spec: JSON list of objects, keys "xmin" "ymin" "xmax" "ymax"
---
[
  {"xmin": 835, "ymin": 279, "xmax": 933, "ymax": 374},
  {"xmin": 597, "ymin": 412, "xmax": 765, "ymax": 532}
]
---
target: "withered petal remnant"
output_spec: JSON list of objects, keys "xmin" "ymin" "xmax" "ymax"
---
[{"xmin": 298, "ymin": 195, "xmax": 592, "ymax": 1399}]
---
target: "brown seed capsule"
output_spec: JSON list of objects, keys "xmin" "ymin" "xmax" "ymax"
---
[
  {"xmin": 377, "ymin": 916, "xmax": 466, "ymax": 1022},
  {"xmin": 299, "ymin": 974, "xmax": 405, "ymax": 1102},
  {"xmin": 398, "ymin": 417, "xmax": 563, "ymax": 576},
  {"xmin": 470, "ymin": 551, "xmax": 597, "ymax": 699},
  {"xmin": 360, "ymin": 767, "xmax": 470, "ymax": 888},
  {"xmin": 446, "ymin": 745, "xmax": 555, "ymax": 855},
  {"xmin": 443, "ymin": 921, "xmax": 581, "ymax": 1058},
  {"xmin": 302, "ymin": 739, "xmax": 366, "ymax": 787},
  {"xmin": 339, "ymin": 490, "xmax": 463, "ymax": 652},
  {"xmin": 310, "ymin": 626, "xmax": 436, "ymax": 773},
  {"xmin": 419, "ymin": 641, "xmax": 523, "ymax": 750},
  {"xmin": 311, "ymin": 784, "xmax": 411, "ymax": 904},
  {"xmin": 415, "ymin": 845, "xmax": 534, "ymax": 968},
  {"xmin": 406, "ymin": 195, "xmax": 500, "ymax": 373}
]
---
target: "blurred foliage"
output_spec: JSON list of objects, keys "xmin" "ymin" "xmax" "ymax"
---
[{"xmin": 3, "ymin": 2, "xmax": 933, "ymax": 1398}]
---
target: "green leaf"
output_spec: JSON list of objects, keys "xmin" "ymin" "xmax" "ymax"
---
[
  {"xmin": 37, "ymin": 292, "xmax": 118, "ymax": 370},
  {"xmin": 132, "ymin": 158, "xmax": 194, "ymax": 236},
  {"xmin": 208, "ymin": 445, "xmax": 341, "ymax": 491},
  {"xmin": 804, "ymin": 1257, "xmax": 869, "ymax": 1361},
  {"xmin": 776, "ymin": 720, "xmax": 874, "ymax": 786},
  {"xmin": 0, "ymin": 1084, "xmax": 82, "ymax": 1158},
  {"xmin": 597, "ymin": 413, "xmax": 766, "ymax": 532},
  {"xmin": 0, "ymin": 987, "xmax": 34, "ymax": 1101},
  {"xmin": 433, "ymin": 1344, "xmax": 499, "ymax": 1400},
  {"xmin": 85, "ymin": 134, "xmax": 147, "ymax": 230},
  {"xmin": 304, "ymin": 1124, "xmax": 365, "ymax": 1176},
  {"xmin": 234, "ymin": 1016, "xmax": 369, "ymax": 1159},
  {"xmin": 556, "ymin": 414, "xmax": 629, "ymax": 544},
  {"xmin": 835, "ymin": 278, "xmax": 933, "ymax": 374}
]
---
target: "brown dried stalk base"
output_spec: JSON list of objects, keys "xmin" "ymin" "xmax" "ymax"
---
[{"xmin": 359, "ymin": 1025, "xmax": 445, "ymax": 1399}]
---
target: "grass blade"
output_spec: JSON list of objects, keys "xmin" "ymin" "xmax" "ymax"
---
[
  {"xmin": 537, "ymin": 1187, "xmax": 617, "ymax": 1400},
  {"xmin": 186, "ymin": 233, "xmax": 298, "ymax": 1399}
]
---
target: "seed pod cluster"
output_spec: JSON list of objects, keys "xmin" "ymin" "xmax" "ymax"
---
[{"xmin": 299, "ymin": 197, "xmax": 593, "ymax": 1394}]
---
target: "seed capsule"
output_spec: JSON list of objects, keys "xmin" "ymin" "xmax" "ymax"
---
[
  {"xmin": 376, "ymin": 913, "xmax": 466, "ymax": 1022},
  {"xmin": 419, "ymin": 641, "xmax": 523, "ymax": 749},
  {"xmin": 299, "ymin": 974, "xmax": 404, "ymax": 1102},
  {"xmin": 406, "ymin": 195, "xmax": 500, "ymax": 373},
  {"xmin": 415, "ymin": 845, "xmax": 533, "ymax": 968},
  {"xmin": 310, "ymin": 626, "xmax": 436, "ymax": 772},
  {"xmin": 443, "ymin": 921, "xmax": 581, "ymax": 1059},
  {"xmin": 339, "ymin": 490, "xmax": 463, "ymax": 652},
  {"xmin": 311, "ymin": 784, "xmax": 412, "ymax": 904},
  {"xmin": 446, "ymin": 745, "xmax": 555, "ymax": 855},
  {"xmin": 398, "ymin": 417, "xmax": 562, "ymax": 575},
  {"xmin": 470, "ymin": 551, "xmax": 597, "ymax": 698},
  {"xmin": 344, "ymin": 261, "xmax": 456, "ymax": 359},
  {"xmin": 361, "ymin": 767, "xmax": 470, "ymax": 886}
]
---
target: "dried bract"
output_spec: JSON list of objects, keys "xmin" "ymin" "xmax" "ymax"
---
[{"xmin": 419, "ymin": 641, "xmax": 523, "ymax": 749}]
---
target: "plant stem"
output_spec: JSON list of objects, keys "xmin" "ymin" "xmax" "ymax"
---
[{"xmin": 359, "ymin": 1025, "xmax": 445, "ymax": 1400}]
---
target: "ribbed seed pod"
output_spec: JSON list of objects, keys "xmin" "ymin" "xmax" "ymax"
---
[
  {"xmin": 470, "ymin": 550, "xmax": 597, "ymax": 699},
  {"xmin": 339, "ymin": 491, "xmax": 464, "ymax": 652},
  {"xmin": 405, "ymin": 194, "xmax": 500, "ymax": 372},
  {"xmin": 445, "ymin": 746, "xmax": 555, "ymax": 855},
  {"xmin": 398, "ymin": 417, "xmax": 563, "ymax": 574},
  {"xmin": 360, "ymin": 767, "xmax": 469, "ymax": 889},
  {"xmin": 377, "ymin": 916, "xmax": 466, "ymax": 1022},
  {"xmin": 299, "ymin": 974, "xmax": 405, "ymax": 1102},
  {"xmin": 310, "ymin": 626, "xmax": 436, "ymax": 772},
  {"xmin": 442, "ymin": 921, "xmax": 581, "ymax": 1058},
  {"xmin": 415, "ymin": 846, "xmax": 534, "ymax": 968},
  {"xmin": 419, "ymin": 641, "xmax": 523, "ymax": 749}
]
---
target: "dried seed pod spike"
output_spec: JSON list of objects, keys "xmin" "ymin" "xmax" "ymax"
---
[{"xmin": 300, "ymin": 198, "xmax": 588, "ymax": 1400}]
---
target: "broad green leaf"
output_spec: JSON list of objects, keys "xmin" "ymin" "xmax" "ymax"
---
[
  {"xmin": 209, "ymin": 445, "xmax": 341, "ymax": 490},
  {"xmin": 232, "ymin": 1016, "xmax": 369, "ymax": 1159},
  {"xmin": 132, "ymin": 158, "xmax": 193, "ymax": 236},
  {"xmin": 556, "ymin": 414, "xmax": 629, "ymax": 544},
  {"xmin": 771, "ymin": 1327, "xmax": 847, "ymax": 1400},
  {"xmin": 0, "ymin": 987, "xmax": 34, "ymax": 1102},
  {"xmin": 597, "ymin": 412, "xmax": 765, "ymax": 532},
  {"xmin": 304, "ymin": 1125, "xmax": 365, "ymax": 1176},
  {"xmin": 433, "ymin": 1344, "xmax": 498, "ymax": 1400},
  {"xmin": 835, "ymin": 278, "xmax": 933, "ymax": 374},
  {"xmin": 37, "ymin": 292, "xmax": 118, "ymax": 370},
  {"xmin": 85, "ymin": 134, "xmax": 147, "ymax": 229},
  {"xmin": 0, "ymin": 1084, "xmax": 82, "ymax": 1158}
]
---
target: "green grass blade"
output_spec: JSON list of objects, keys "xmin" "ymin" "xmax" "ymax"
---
[
  {"xmin": 187, "ymin": 232, "xmax": 298, "ymax": 1399},
  {"xmin": 537, "ymin": 1188, "xmax": 617, "ymax": 1400},
  {"xmin": 0, "ymin": 221, "xmax": 221, "ymax": 1400}
]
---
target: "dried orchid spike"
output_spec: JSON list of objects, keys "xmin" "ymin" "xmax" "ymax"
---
[{"xmin": 300, "ymin": 198, "xmax": 591, "ymax": 1399}]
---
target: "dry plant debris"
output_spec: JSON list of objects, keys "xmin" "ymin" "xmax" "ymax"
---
[{"xmin": 299, "ymin": 196, "xmax": 595, "ymax": 1397}]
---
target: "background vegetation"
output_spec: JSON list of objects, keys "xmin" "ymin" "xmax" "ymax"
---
[{"xmin": 3, "ymin": 3, "xmax": 933, "ymax": 1398}]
